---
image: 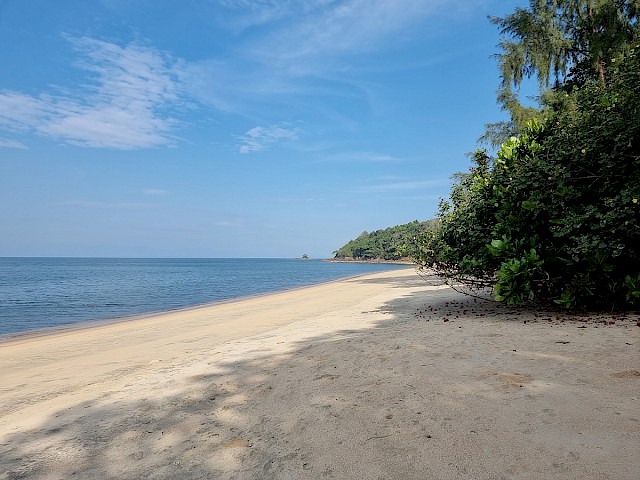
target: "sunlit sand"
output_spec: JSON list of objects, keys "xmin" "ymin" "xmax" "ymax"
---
[{"xmin": 1, "ymin": 269, "xmax": 638, "ymax": 479}]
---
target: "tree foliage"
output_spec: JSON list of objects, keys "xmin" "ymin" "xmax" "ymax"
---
[
  {"xmin": 484, "ymin": 0, "xmax": 640, "ymax": 146},
  {"xmin": 334, "ymin": 220, "xmax": 439, "ymax": 261},
  {"xmin": 417, "ymin": 8, "xmax": 640, "ymax": 310}
]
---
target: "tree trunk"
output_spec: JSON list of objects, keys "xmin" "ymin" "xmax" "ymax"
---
[
  {"xmin": 597, "ymin": 60, "xmax": 606, "ymax": 86},
  {"xmin": 587, "ymin": 3, "xmax": 607, "ymax": 86}
]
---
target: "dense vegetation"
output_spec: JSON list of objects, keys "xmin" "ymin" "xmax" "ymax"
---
[
  {"xmin": 333, "ymin": 220, "xmax": 438, "ymax": 261},
  {"xmin": 415, "ymin": 1, "xmax": 640, "ymax": 310}
]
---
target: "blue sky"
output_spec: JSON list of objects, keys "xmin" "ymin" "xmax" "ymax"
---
[{"xmin": 0, "ymin": 0, "xmax": 528, "ymax": 258}]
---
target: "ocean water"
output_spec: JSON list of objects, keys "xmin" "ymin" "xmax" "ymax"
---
[{"xmin": 0, "ymin": 258, "xmax": 409, "ymax": 337}]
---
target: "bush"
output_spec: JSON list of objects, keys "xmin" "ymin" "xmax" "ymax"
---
[{"xmin": 416, "ymin": 47, "xmax": 640, "ymax": 310}]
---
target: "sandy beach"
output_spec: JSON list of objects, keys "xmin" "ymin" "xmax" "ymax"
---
[{"xmin": 1, "ymin": 268, "xmax": 638, "ymax": 479}]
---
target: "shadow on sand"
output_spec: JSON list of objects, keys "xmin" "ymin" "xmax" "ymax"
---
[{"xmin": 2, "ymin": 275, "xmax": 637, "ymax": 479}]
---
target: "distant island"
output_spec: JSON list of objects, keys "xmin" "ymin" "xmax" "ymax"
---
[{"xmin": 332, "ymin": 220, "xmax": 438, "ymax": 262}]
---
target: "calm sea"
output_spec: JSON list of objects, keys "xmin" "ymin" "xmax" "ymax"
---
[{"xmin": 0, "ymin": 258, "xmax": 409, "ymax": 337}]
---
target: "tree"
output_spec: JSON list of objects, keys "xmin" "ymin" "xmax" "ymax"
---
[
  {"xmin": 417, "ymin": 3, "xmax": 640, "ymax": 310},
  {"xmin": 484, "ymin": 0, "xmax": 639, "ymax": 146},
  {"xmin": 333, "ymin": 220, "xmax": 439, "ymax": 261}
]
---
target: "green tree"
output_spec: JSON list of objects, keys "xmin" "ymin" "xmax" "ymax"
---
[
  {"xmin": 484, "ymin": 0, "xmax": 639, "ymax": 146},
  {"xmin": 334, "ymin": 220, "xmax": 438, "ymax": 261},
  {"xmin": 417, "ymin": 3, "xmax": 640, "ymax": 310}
]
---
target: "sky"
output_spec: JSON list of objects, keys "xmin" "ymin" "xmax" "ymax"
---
[{"xmin": 0, "ymin": 0, "xmax": 529, "ymax": 258}]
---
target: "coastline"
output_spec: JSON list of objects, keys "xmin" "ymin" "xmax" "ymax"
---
[
  {"xmin": 325, "ymin": 257, "xmax": 415, "ymax": 264},
  {"xmin": 0, "ymin": 258, "xmax": 410, "ymax": 343},
  {"xmin": 1, "ymin": 268, "xmax": 638, "ymax": 479},
  {"xmin": 0, "ymin": 265, "xmax": 413, "ymax": 344}
]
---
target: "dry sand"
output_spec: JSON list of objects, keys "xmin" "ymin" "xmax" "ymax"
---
[{"xmin": 1, "ymin": 268, "xmax": 638, "ymax": 479}]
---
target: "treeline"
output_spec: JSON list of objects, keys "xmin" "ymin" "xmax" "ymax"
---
[
  {"xmin": 416, "ymin": 1, "xmax": 640, "ymax": 310},
  {"xmin": 333, "ymin": 220, "xmax": 438, "ymax": 261}
]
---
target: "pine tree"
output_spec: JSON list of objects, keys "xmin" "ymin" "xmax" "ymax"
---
[{"xmin": 483, "ymin": 0, "xmax": 639, "ymax": 145}]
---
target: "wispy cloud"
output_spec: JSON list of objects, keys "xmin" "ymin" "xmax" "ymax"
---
[
  {"xmin": 355, "ymin": 177, "xmax": 449, "ymax": 193},
  {"xmin": 52, "ymin": 200, "xmax": 159, "ymax": 209},
  {"xmin": 256, "ymin": 0, "xmax": 448, "ymax": 64},
  {"xmin": 276, "ymin": 196, "xmax": 325, "ymax": 203},
  {"xmin": 213, "ymin": 0, "xmax": 334, "ymax": 33},
  {"xmin": 188, "ymin": 0, "xmax": 480, "ymax": 113},
  {"xmin": 238, "ymin": 124, "xmax": 299, "ymax": 153},
  {"xmin": 250, "ymin": 0, "xmax": 487, "ymax": 73},
  {"xmin": 214, "ymin": 218, "xmax": 245, "ymax": 227},
  {"xmin": 143, "ymin": 188, "xmax": 171, "ymax": 196},
  {"xmin": 319, "ymin": 151, "xmax": 400, "ymax": 163},
  {"xmin": 0, "ymin": 37, "xmax": 187, "ymax": 149},
  {"xmin": 0, "ymin": 137, "xmax": 27, "ymax": 149},
  {"xmin": 221, "ymin": 0, "xmax": 466, "ymax": 64}
]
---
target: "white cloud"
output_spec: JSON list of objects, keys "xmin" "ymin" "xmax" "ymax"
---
[
  {"xmin": 214, "ymin": 0, "xmax": 337, "ymax": 32},
  {"xmin": 214, "ymin": 217, "xmax": 246, "ymax": 227},
  {"xmin": 187, "ymin": 0, "xmax": 481, "ymax": 115},
  {"xmin": 52, "ymin": 200, "xmax": 158, "ymax": 209},
  {"xmin": 0, "ymin": 92, "xmax": 52, "ymax": 131},
  {"xmin": 0, "ymin": 137, "xmax": 27, "ymax": 149},
  {"xmin": 143, "ymin": 188, "xmax": 171, "ymax": 196},
  {"xmin": 216, "ymin": 0, "xmax": 459, "ymax": 61},
  {"xmin": 0, "ymin": 37, "xmax": 187, "ymax": 150},
  {"xmin": 238, "ymin": 124, "xmax": 298, "ymax": 153},
  {"xmin": 320, "ymin": 151, "xmax": 399, "ymax": 163},
  {"xmin": 355, "ymin": 177, "xmax": 449, "ymax": 193},
  {"xmin": 251, "ymin": 0, "xmax": 467, "ymax": 67}
]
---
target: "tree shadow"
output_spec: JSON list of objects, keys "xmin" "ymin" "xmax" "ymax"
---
[{"xmin": 2, "ymin": 278, "xmax": 637, "ymax": 479}]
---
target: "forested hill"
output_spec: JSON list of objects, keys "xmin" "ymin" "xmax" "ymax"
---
[{"xmin": 333, "ymin": 220, "xmax": 438, "ymax": 261}]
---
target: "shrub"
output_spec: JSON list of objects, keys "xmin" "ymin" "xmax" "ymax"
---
[{"xmin": 416, "ymin": 47, "xmax": 640, "ymax": 310}]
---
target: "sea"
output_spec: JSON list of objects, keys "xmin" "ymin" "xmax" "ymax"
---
[{"xmin": 0, "ymin": 257, "xmax": 409, "ymax": 337}]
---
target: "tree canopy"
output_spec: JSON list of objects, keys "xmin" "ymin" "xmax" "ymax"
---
[
  {"xmin": 333, "ymin": 220, "xmax": 438, "ymax": 261},
  {"xmin": 484, "ymin": 0, "xmax": 640, "ymax": 146},
  {"xmin": 416, "ymin": 0, "xmax": 640, "ymax": 310}
]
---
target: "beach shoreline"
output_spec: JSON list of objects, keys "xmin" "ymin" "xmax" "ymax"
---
[
  {"xmin": 0, "ymin": 265, "xmax": 413, "ymax": 345},
  {"xmin": 0, "ymin": 257, "xmax": 411, "ymax": 340},
  {"xmin": 325, "ymin": 257, "xmax": 415, "ymax": 264},
  {"xmin": 1, "ymin": 268, "xmax": 638, "ymax": 479}
]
